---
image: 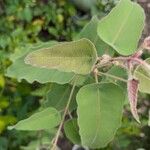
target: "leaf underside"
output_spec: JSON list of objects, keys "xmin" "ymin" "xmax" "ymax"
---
[{"xmin": 25, "ymin": 38, "xmax": 97, "ymax": 75}]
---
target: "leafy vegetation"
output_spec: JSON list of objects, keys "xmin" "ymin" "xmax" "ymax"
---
[{"xmin": 0, "ymin": 0, "xmax": 150, "ymax": 150}]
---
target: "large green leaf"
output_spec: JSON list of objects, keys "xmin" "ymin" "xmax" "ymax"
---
[
  {"xmin": 64, "ymin": 119, "xmax": 81, "ymax": 145},
  {"xmin": 77, "ymin": 83, "xmax": 125, "ymax": 149},
  {"xmin": 8, "ymin": 107, "xmax": 61, "ymax": 131},
  {"xmin": 76, "ymin": 16, "xmax": 114, "ymax": 56},
  {"xmin": 43, "ymin": 84, "xmax": 78, "ymax": 111},
  {"xmin": 6, "ymin": 42, "xmax": 75, "ymax": 84},
  {"xmin": 25, "ymin": 38, "xmax": 97, "ymax": 75},
  {"xmin": 134, "ymin": 58, "xmax": 150, "ymax": 94},
  {"xmin": 97, "ymin": 0, "xmax": 145, "ymax": 55}
]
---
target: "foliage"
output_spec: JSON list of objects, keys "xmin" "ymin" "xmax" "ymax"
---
[{"xmin": 0, "ymin": 0, "xmax": 150, "ymax": 150}]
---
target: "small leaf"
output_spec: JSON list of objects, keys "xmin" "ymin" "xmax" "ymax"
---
[
  {"xmin": 76, "ymin": 16, "xmax": 114, "ymax": 56},
  {"xmin": 134, "ymin": 58, "xmax": 150, "ymax": 94},
  {"xmin": 127, "ymin": 78, "xmax": 140, "ymax": 123},
  {"xmin": 25, "ymin": 38, "xmax": 97, "ymax": 75},
  {"xmin": 8, "ymin": 107, "xmax": 61, "ymax": 131},
  {"xmin": 64, "ymin": 119, "xmax": 81, "ymax": 145},
  {"xmin": 97, "ymin": 0, "xmax": 145, "ymax": 55},
  {"xmin": 6, "ymin": 42, "xmax": 75, "ymax": 84},
  {"xmin": 77, "ymin": 83, "xmax": 125, "ymax": 149}
]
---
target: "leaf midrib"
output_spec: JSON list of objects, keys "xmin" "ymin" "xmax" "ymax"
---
[
  {"xmin": 112, "ymin": 4, "xmax": 133, "ymax": 44},
  {"xmin": 90, "ymin": 86, "xmax": 101, "ymax": 146}
]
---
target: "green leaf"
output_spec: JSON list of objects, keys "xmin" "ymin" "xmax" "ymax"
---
[
  {"xmin": 43, "ymin": 84, "xmax": 78, "ymax": 111},
  {"xmin": 8, "ymin": 107, "xmax": 61, "ymax": 131},
  {"xmin": 70, "ymin": 74, "xmax": 88, "ymax": 87},
  {"xmin": 77, "ymin": 83, "xmax": 125, "ymax": 149},
  {"xmin": 102, "ymin": 66, "xmax": 127, "ymax": 92},
  {"xmin": 25, "ymin": 38, "xmax": 97, "ymax": 75},
  {"xmin": 21, "ymin": 130, "xmax": 56, "ymax": 150},
  {"xmin": 97, "ymin": 0, "xmax": 145, "ymax": 55},
  {"xmin": 76, "ymin": 16, "xmax": 114, "ymax": 56},
  {"xmin": 134, "ymin": 58, "xmax": 150, "ymax": 94},
  {"xmin": 102, "ymin": 66, "xmax": 129, "ymax": 105},
  {"xmin": 6, "ymin": 42, "xmax": 75, "ymax": 84},
  {"xmin": 64, "ymin": 119, "xmax": 81, "ymax": 145}
]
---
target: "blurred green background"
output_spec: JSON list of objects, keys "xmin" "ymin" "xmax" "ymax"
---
[{"xmin": 0, "ymin": 0, "xmax": 150, "ymax": 149}]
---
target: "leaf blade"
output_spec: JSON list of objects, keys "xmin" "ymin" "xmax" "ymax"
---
[
  {"xmin": 77, "ymin": 83, "xmax": 125, "ymax": 149},
  {"xmin": 6, "ymin": 42, "xmax": 75, "ymax": 84},
  {"xmin": 8, "ymin": 107, "xmax": 61, "ymax": 131},
  {"xmin": 97, "ymin": 0, "xmax": 145, "ymax": 55},
  {"xmin": 44, "ymin": 84, "xmax": 78, "ymax": 111},
  {"xmin": 64, "ymin": 119, "xmax": 81, "ymax": 145},
  {"xmin": 25, "ymin": 38, "xmax": 97, "ymax": 75},
  {"xmin": 76, "ymin": 16, "xmax": 114, "ymax": 56},
  {"xmin": 134, "ymin": 58, "xmax": 150, "ymax": 94}
]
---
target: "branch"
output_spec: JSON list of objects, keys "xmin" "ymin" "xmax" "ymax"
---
[{"xmin": 51, "ymin": 81, "xmax": 76, "ymax": 150}]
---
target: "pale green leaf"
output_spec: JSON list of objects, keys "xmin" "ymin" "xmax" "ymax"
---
[
  {"xmin": 6, "ymin": 42, "xmax": 75, "ymax": 84},
  {"xmin": 98, "ymin": 0, "xmax": 145, "ymax": 55},
  {"xmin": 8, "ymin": 107, "xmax": 61, "ymax": 131},
  {"xmin": 134, "ymin": 58, "xmax": 150, "ymax": 94},
  {"xmin": 77, "ymin": 83, "xmax": 125, "ymax": 149},
  {"xmin": 76, "ymin": 16, "xmax": 114, "ymax": 56},
  {"xmin": 64, "ymin": 119, "xmax": 81, "ymax": 145},
  {"xmin": 25, "ymin": 38, "xmax": 97, "ymax": 75}
]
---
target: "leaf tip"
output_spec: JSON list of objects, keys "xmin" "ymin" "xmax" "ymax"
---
[
  {"xmin": 7, "ymin": 125, "xmax": 15, "ymax": 130},
  {"xmin": 131, "ymin": 108, "xmax": 141, "ymax": 124}
]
